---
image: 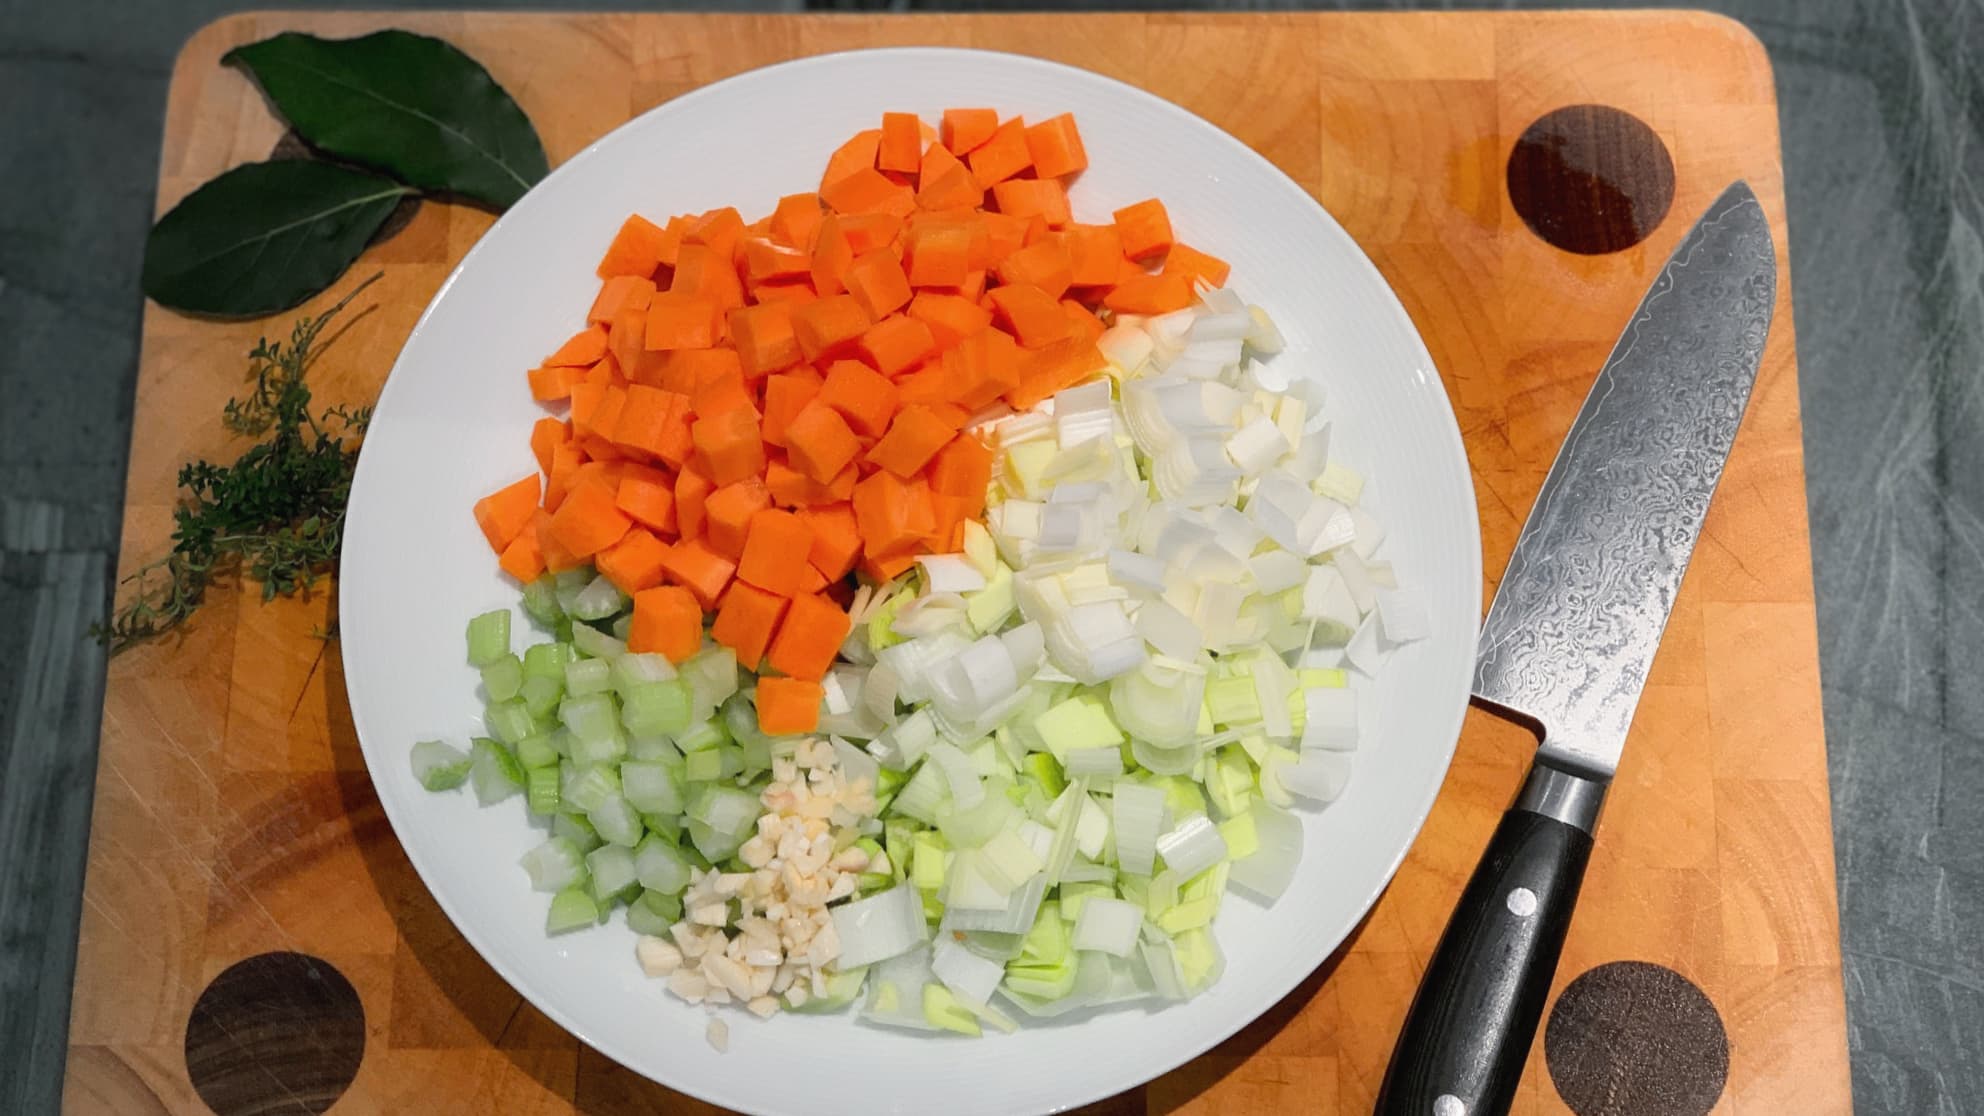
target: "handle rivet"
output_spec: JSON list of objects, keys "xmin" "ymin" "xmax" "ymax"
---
[
  {"xmin": 1506, "ymin": 886, "xmax": 1539, "ymax": 917},
  {"xmin": 1434, "ymin": 1095, "xmax": 1467, "ymax": 1116}
]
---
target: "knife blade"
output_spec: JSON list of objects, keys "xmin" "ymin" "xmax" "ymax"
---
[{"xmin": 1376, "ymin": 181, "xmax": 1777, "ymax": 1116}]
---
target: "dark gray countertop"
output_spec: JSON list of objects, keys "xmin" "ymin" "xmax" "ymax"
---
[{"xmin": 3, "ymin": 1, "xmax": 1978, "ymax": 1112}]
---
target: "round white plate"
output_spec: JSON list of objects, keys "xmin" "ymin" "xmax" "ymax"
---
[{"xmin": 342, "ymin": 47, "xmax": 1479, "ymax": 1116}]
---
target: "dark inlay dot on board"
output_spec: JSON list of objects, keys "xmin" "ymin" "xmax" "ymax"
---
[
  {"xmin": 1545, "ymin": 960, "xmax": 1729, "ymax": 1116},
  {"xmin": 186, "ymin": 951, "xmax": 365, "ymax": 1116},
  {"xmin": 1507, "ymin": 104, "xmax": 1676, "ymax": 255},
  {"xmin": 269, "ymin": 129, "xmax": 421, "ymax": 246}
]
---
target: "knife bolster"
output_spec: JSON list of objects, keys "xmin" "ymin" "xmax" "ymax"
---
[{"xmin": 1513, "ymin": 762, "xmax": 1607, "ymax": 835}]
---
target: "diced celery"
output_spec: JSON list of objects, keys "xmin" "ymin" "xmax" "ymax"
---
[
  {"xmin": 921, "ymin": 984, "xmax": 982, "ymax": 1035},
  {"xmin": 565, "ymin": 657, "xmax": 613, "ymax": 697},
  {"xmin": 469, "ymin": 738, "xmax": 524, "ymax": 805},
  {"xmin": 480, "ymin": 654, "xmax": 524, "ymax": 703},
  {"xmin": 568, "ymin": 726, "xmax": 626, "ymax": 769},
  {"xmin": 520, "ymin": 674, "xmax": 563, "ymax": 720},
  {"xmin": 484, "ymin": 699, "xmax": 538, "ymax": 747},
  {"xmin": 611, "ymin": 614, "xmax": 633, "ymax": 642},
  {"xmin": 570, "ymin": 621, "xmax": 626, "ymax": 661},
  {"xmin": 621, "ymin": 760, "xmax": 684, "ymax": 815},
  {"xmin": 626, "ymin": 888, "xmax": 683, "ymax": 936},
  {"xmin": 559, "ymin": 692, "xmax": 619, "ymax": 745},
  {"xmin": 525, "ymin": 764, "xmax": 561, "ymax": 815},
  {"xmin": 588, "ymin": 792, "xmax": 644, "ymax": 847},
  {"xmin": 515, "ymin": 732, "xmax": 559, "ymax": 770},
  {"xmin": 466, "ymin": 609, "xmax": 511, "ymax": 667},
  {"xmin": 681, "ymin": 646, "xmax": 739, "ymax": 716},
  {"xmin": 523, "ymin": 641, "xmax": 573, "ymax": 682},
  {"xmin": 611, "ymin": 652, "xmax": 677, "ymax": 695},
  {"xmin": 622, "ymin": 679, "xmax": 693, "ymax": 737},
  {"xmin": 521, "ymin": 576, "xmax": 564, "ymax": 626},
  {"xmin": 554, "ymin": 810, "xmax": 603, "ymax": 853},
  {"xmin": 642, "ymin": 811, "xmax": 683, "ymax": 845},
  {"xmin": 520, "ymin": 836, "xmax": 587, "ymax": 892},
  {"xmin": 567, "ymin": 575, "xmax": 627, "ymax": 622},
  {"xmin": 626, "ymin": 732, "xmax": 678, "ymax": 761},
  {"xmin": 564, "ymin": 765, "xmax": 621, "ymax": 814},
  {"xmin": 683, "ymin": 747, "xmax": 723, "ymax": 783},
  {"xmin": 586, "ymin": 844, "xmax": 639, "ymax": 904},
  {"xmin": 410, "ymin": 740, "xmax": 471, "ymax": 791},
  {"xmin": 545, "ymin": 885, "xmax": 599, "ymax": 934},
  {"xmin": 737, "ymin": 732, "xmax": 773, "ymax": 777},
  {"xmin": 1024, "ymin": 753, "xmax": 1066, "ymax": 799},
  {"xmin": 674, "ymin": 718, "xmax": 728, "ymax": 753},
  {"xmin": 633, "ymin": 834, "xmax": 693, "ymax": 894}
]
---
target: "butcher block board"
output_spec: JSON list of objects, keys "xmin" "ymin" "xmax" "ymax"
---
[{"xmin": 65, "ymin": 10, "xmax": 1845, "ymax": 1116}]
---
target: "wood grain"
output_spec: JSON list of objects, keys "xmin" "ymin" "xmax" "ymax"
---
[{"xmin": 64, "ymin": 12, "xmax": 1846, "ymax": 1115}]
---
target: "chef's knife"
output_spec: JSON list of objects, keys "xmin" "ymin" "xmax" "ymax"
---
[{"xmin": 1375, "ymin": 181, "xmax": 1777, "ymax": 1116}]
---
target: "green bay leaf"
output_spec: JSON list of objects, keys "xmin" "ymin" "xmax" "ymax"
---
[
  {"xmin": 142, "ymin": 160, "xmax": 408, "ymax": 316},
  {"xmin": 227, "ymin": 30, "xmax": 548, "ymax": 209}
]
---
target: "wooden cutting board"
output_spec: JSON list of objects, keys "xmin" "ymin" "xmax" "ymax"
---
[{"xmin": 65, "ymin": 11, "xmax": 1844, "ymax": 1116}]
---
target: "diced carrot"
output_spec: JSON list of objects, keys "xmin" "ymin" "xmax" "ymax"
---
[
  {"xmin": 616, "ymin": 466, "xmax": 678, "ymax": 534},
  {"xmin": 1104, "ymin": 272, "xmax": 1195, "ymax": 315},
  {"xmin": 628, "ymin": 584, "xmax": 702, "ymax": 663},
  {"xmin": 583, "ymin": 385, "xmax": 627, "ymax": 445},
  {"xmin": 784, "ymin": 400, "xmax": 862, "ymax": 484},
  {"xmin": 979, "ymin": 211, "xmax": 1030, "ymax": 267},
  {"xmin": 1024, "ymin": 113, "xmax": 1088, "ymax": 179},
  {"xmin": 598, "ymin": 214, "xmax": 670, "ymax": 279},
  {"xmin": 528, "ymin": 364, "xmax": 582, "ymax": 402},
  {"xmin": 796, "ymin": 502, "xmax": 862, "ymax": 580},
  {"xmin": 728, "ymin": 302, "xmax": 801, "ymax": 377},
  {"xmin": 654, "ymin": 347, "xmax": 743, "ymax": 396},
  {"xmin": 995, "ymin": 238, "xmax": 1075, "ymax": 300},
  {"xmin": 841, "ymin": 213, "xmax": 903, "ymax": 256},
  {"xmin": 942, "ymin": 108, "xmax": 1000, "ymax": 156},
  {"xmin": 953, "ymin": 327, "xmax": 1022, "ymax": 408},
  {"xmin": 821, "ymin": 129, "xmax": 882, "ymax": 191},
  {"xmin": 473, "ymin": 473, "xmax": 542, "ymax": 553},
  {"xmin": 991, "ymin": 179, "xmax": 1071, "ymax": 227},
  {"xmin": 644, "ymin": 292, "xmax": 718, "ymax": 351},
  {"xmin": 989, "ymin": 284, "xmax": 1072, "ymax": 347},
  {"xmin": 906, "ymin": 293, "xmax": 994, "ymax": 349},
  {"xmin": 761, "ymin": 369, "xmax": 824, "ymax": 448},
  {"xmin": 928, "ymin": 433, "xmax": 994, "ymax": 503},
  {"xmin": 857, "ymin": 314, "xmax": 938, "ymax": 377},
  {"xmin": 607, "ymin": 306, "xmax": 646, "ymax": 375},
  {"xmin": 690, "ymin": 406, "xmax": 766, "ymax": 486},
  {"xmin": 1059, "ymin": 224, "xmax": 1123, "ymax": 287},
  {"xmin": 588, "ymin": 275, "xmax": 657, "ymax": 325},
  {"xmin": 860, "ymin": 549, "xmax": 920, "ymax": 583},
  {"xmin": 852, "ymin": 470, "xmax": 933, "ymax": 556},
  {"xmin": 843, "ymin": 249, "xmax": 913, "ymax": 320},
  {"xmin": 711, "ymin": 580, "xmax": 789, "ymax": 669},
  {"xmin": 545, "ymin": 324, "xmax": 608, "ymax": 368},
  {"xmin": 765, "ymin": 591, "xmax": 851, "ymax": 682},
  {"xmin": 764, "ymin": 455, "xmax": 853, "ymax": 508},
  {"xmin": 810, "ymin": 214, "xmax": 854, "ymax": 297},
  {"xmin": 822, "ymin": 167, "xmax": 916, "ymax": 220},
  {"xmin": 1113, "ymin": 198, "xmax": 1173, "ymax": 260},
  {"xmin": 878, "ymin": 112, "xmax": 923, "ymax": 174},
  {"xmin": 704, "ymin": 477, "xmax": 772, "ymax": 558},
  {"xmin": 905, "ymin": 220, "xmax": 972, "ymax": 288},
  {"xmin": 675, "ymin": 468, "xmax": 714, "ymax": 540},
  {"xmin": 657, "ymin": 215, "xmax": 690, "ymax": 270},
  {"xmin": 670, "ymin": 243, "xmax": 745, "ymax": 310},
  {"xmin": 791, "ymin": 294, "xmax": 873, "ymax": 363},
  {"xmin": 750, "ymin": 280, "xmax": 819, "ymax": 307},
  {"xmin": 534, "ymin": 508, "xmax": 584, "ymax": 572},
  {"xmin": 611, "ymin": 383, "xmax": 678, "ymax": 460},
  {"xmin": 815, "ymin": 359, "xmax": 899, "ymax": 437},
  {"xmin": 686, "ymin": 207, "xmax": 748, "ymax": 261},
  {"xmin": 755, "ymin": 676, "xmax": 823, "ymax": 735},
  {"xmin": 545, "ymin": 440, "xmax": 586, "ymax": 512},
  {"xmin": 968, "ymin": 117, "xmax": 1031, "ymax": 188},
  {"xmin": 931, "ymin": 269, "xmax": 988, "ymax": 303},
  {"xmin": 770, "ymin": 193, "xmax": 824, "ymax": 251},
  {"xmin": 894, "ymin": 359, "xmax": 963, "ymax": 407},
  {"xmin": 866, "ymin": 405, "xmax": 955, "ymax": 478},
  {"xmin": 1007, "ymin": 336, "xmax": 1107, "ymax": 410},
  {"xmin": 735, "ymin": 509, "xmax": 815, "ymax": 597},
  {"xmin": 916, "ymin": 145, "xmax": 981, "ymax": 212},
  {"xmin": 531, "ymin": 418, "xmax": 570, "ymax": 475},
  {"xmin": 498, "ymin": 520, "xmax": 546, "ymax": 582},
  {"xmin": 1063, "ymin": 299, "xmax": 1107, "ymax": 342},
  {"xmin": 742, "ymin": 239, "xmax": 811, "ymax": 285},
  {"xmin": 1162, "ymin": 241, "xmax": 1231, "ymax": 288},
  {"xmin": 660, "ymin": 537, "xmax": 735, "ymax": 610},
  {"xmin": 596, "ymin": 526, "xmax": 672, "ymax": 594},
  {"xmin": 547, "ymin": 480, "xmax": 632, "ymax": 558}
]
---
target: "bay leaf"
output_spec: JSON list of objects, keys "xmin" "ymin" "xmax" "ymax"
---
[
  {"xmin": 143, "ymin": 160, "xmax": 409, "ymax": 317},
  {"xmin": 227, "ymin": 30, "xmax": 548, "ymax": 210}
]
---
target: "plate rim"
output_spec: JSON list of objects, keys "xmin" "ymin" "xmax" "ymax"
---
[{"xmin": 341, "ymin": 43, "xmax": 1480, "ymax": 1116}]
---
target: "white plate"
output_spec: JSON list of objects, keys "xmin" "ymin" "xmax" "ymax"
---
[{"xmin": 342, "ymin": 47, "xmax": 1479, "ymax": 1116}]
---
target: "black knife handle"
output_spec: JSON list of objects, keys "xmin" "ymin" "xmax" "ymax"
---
[{"xmin": 1375, "ymin": 762, "xmax": 1604, "ymax": 1116}]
